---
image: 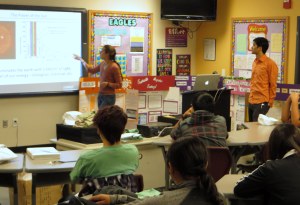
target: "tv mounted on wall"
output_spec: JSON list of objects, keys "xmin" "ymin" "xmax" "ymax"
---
[
  {"xmin": 161, "ymin": 0, "xmax": 217, "ymax": 21},
  {"xmin": 0, "ymin": 4, "xmax": 87, "ymax": 97}
]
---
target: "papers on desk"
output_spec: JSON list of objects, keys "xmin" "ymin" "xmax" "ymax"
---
[
  {"xmin": 121, "ymin": 133, "xmax": 143, "ymax": 140},
  {"xmin": 0, "ymin": 144, "xmax": 18, "ymax": 163},
  {"xmin": 258, "ymin": 114, "xmax": 279, "ymax": 126},
  {"xmin": 26, "ymin": 147, "xmax": 60, "ymax": 160}
]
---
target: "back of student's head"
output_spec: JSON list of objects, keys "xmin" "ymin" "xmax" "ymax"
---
[
  {"xmin": 268, "ymin": 123, "xmax": 300, "ymax": 160},
  {"xmin": 167, "ymin": 137, "xmax": 223, "ymax": 205},
  {"xmin": 253, "ymin": 37, "xmax": 269, "ymax": 54},
  {"xmin": 192, "ymin": 92, "xmax": 215, "ymax": 113},
  {"xmin": 93, "ymin": 105, "xmax": 127, "ymax": 144}
]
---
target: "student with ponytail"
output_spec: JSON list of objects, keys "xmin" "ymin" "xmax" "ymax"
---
[
  {"xmin": 234, "ymin": 123, "xmax": 300, "ymax": 205},
  {"xmin": 88, "ymin": 137, "xmax": 225, "ymax": 205},
  {"xmin": 74, "ymin": 45, "xmax": 122, "ymax": 108}
]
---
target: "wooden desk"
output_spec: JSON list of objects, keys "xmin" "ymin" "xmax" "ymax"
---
[
  {"xmin": 25, "ymin": 150, "xmax": 85, "ymax": 205},
  {"xmin": 0, "ymin": 154, "xmax": 24, "ymax": 205},
  {"xmin": 216, "ymin": 174, "xmax": 264, "ymax": 205}
]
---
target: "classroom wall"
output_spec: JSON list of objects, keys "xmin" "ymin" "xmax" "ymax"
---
[
  {"xmin": 195, "ymin": 0, "xmax": 299, "ymax": 84},
  {"xmin": 0, "ymin": 0, "xmax": 198, "ymax": 146}
]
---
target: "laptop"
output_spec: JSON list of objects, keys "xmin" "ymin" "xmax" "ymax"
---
[{"xmin": 193, "ymin": 74, "xmax": 220, "ymax": 91}]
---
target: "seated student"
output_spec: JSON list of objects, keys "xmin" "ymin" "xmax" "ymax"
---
[
  {"xmin": 170, "ymin": 92, "xmax": 228, "ymax": 147},
  {"xmin": 70, "ymin": 105, "xmax": 139, "ymax": 194},
  {"xmin": 281, "ymin": 92, "xmax": 300, "ymax": 127},
  {"xmin": 234, "ymin": 123, "xmax": 300, "ymax": 205},
  {"xmin": 88, "ymin": 136, "xmax": 225, "ymax": 205}
]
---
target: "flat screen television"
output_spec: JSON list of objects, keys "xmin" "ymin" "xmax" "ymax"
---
[
  {"xmin": 0, "ymin": 4, "xmax": 87, "ymax": 97},
  {"xmin": 161, "ymin": 0, "xmax": 217, "ymax": 21}
]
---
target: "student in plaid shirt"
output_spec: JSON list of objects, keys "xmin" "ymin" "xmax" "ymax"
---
[{"xmin": 170, "ymin": 92, "xmax": 228, "ymax": 147}]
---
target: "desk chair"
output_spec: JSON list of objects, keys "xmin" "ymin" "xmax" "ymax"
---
[
  {"xmin": 133, "ymin": 174, "xmax": 144, "ymax": 192},
  {"xmin": 78, "ymin": 174, "xmax": 144, "ymax": 196},
  {"xmin": 207, "ymin": 146, "xmax": 232, "ymax": 182}
]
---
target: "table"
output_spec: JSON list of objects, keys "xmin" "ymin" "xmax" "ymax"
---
[
  {"xmin": 51, "ymin": 137, "xmax": 158, "ymax": 150},
  {"xmin": 227, "ymin": 122, "xmax": 275, "ymax": 146},
  {"xmin": 0, "ymin": 154, "xmax": 24, "ymax": 205},
  {"xmin": 228, "ymin": 122, "xmax": 275, "ymax": 173},
  {"xmin": 25, "ymin": 150, "xmax": 85, "ymax": 205},
  {"xmin": 152, "ymin": 122, "xmax": 276, "ymax": 188},
  {"xmin": 216, "ymin": 174, "xmax": 264, "ymax": 205}
]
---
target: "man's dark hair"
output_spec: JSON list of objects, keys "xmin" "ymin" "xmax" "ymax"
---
[
  {"xmin": 93, "ymin": 105, "xmax": 127, "ymax": 144},
  {"xmin": 192, "ymin": 92, "xmax": 215, "ymax": 113},
  {"xmin": 253, "ymin": 37, "xmax": 269, "ymax": 54}
]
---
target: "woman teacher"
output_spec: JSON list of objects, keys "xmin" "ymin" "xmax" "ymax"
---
[{"xmin": 74, "ymin": 45, "xmax": 122, "ymax": 108}]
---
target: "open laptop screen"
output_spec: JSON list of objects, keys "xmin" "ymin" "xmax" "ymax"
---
[{"xmin": 193, "ymin": 74, "xmax": 220, "ymax": 91}]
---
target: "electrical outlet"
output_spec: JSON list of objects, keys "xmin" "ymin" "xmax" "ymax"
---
[
  {"xmin": 2, "ymin": 120, "xmax": 8, "ymax": 128},
  {"xmin": 12, "ymin": 118, "xmax": 18, "ymax": 127}
]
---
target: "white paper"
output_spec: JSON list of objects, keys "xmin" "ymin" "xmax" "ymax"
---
[
  {"xmin": 131, "ymin": 56, "xmax": 143, "ymax": 73},
  {"xmin": 115, "ymin": 93, "xmax": 126, "ymax": 110},
  {"xmin": 138, "ymin": 95, "xmax": 146, "ymax": 109},
  {"xmin": 125, "ymin": 89, "xmax": 139, "ymax": 110},
  {"xmin": 79, "ymin": 90, "xmax": 89, "ymax": 113},
  {"xmin": 269, "ymin": 53, "xmax": 282, "ymax": 69},
  {"xmin": 148, "ymin": 111, "xmax": 161, "ymax": 122},
  {"xmin": 239, "ymin": 70, "xmax": 252, "ymax": 79},
  {"xmin": 163, "ymin": 101, "xmax": 178, "ymax": 113},
  {"xmin": 204, "ymin": 39, "xmax": 216, "ymax": 60},
  {"xmin": 148, "ymin": 95, "xmax": 162, "ymax": 109},
  {"xmin": 165, "ymin": 87, "xmax": 180, "ymax": 101},
  {"xmin": 247, "ymin": 54, "xmax": 256, "ymax": 70},
  {"xmin": 234, "ymin": 55, "xmax": 247, "ymax": 69},
  {"xmin": 101, "ymin": 36, "xmax": 121, "ymax": 46}
]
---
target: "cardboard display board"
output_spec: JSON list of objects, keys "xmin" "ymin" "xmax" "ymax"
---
[{"xmin": 231, "ymin": 17, "xmax": 288, "ymax": 83}]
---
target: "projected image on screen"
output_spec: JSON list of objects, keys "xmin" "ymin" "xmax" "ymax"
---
[
  {"xmin": 0, "ymin": 21, "xmax": 16, "ymax": 59},
  {"xmin": 0, "ymin": 5, "xmax": 86, "ymax": 96}
]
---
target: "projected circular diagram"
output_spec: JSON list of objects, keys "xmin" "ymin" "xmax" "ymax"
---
[{"xmin": 0, "ymin": 22, "xmax": 16, "ymax": 59}]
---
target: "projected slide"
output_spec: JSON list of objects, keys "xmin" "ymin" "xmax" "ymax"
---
[
  {"xmin": 0, "ymin": 21, "xmax": 16, "ymax": 59},
  {"xmin": 0, "ymin": 7, "xmax": 84, "ymax": 95}
]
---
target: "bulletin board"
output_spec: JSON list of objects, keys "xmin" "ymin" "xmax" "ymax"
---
[
  {"xmin": 231, "ymin": 17, "xmax": 288, "ymax": 83},
  {"xmin": 88, "ymin": 11, "xmax": 152, "ymax": 76}
]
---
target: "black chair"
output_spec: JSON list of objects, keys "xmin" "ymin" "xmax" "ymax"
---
[{"xmin": 133, "ymin": 174, "xmax": 144, "ymax": 192}]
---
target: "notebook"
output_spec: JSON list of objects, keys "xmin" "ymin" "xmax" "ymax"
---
[
  {"xmin": 26, "ymin": 147, "xmax": 60, "ymax": 160},
  {"xmin": 193, "ymin": 74, "xmax": 220, "ymax": 91}
]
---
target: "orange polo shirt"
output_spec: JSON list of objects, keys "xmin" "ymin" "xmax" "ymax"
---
[{"xmin": 249, "ymin": 54, "xmax": 278, "ymax": 106}]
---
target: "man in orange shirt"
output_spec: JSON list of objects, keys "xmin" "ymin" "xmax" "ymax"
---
[{"xmin": 248, "ymin": 37, "xmax": 278, "ymax": 122}]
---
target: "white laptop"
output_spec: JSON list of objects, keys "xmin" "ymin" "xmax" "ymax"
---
[{"xmin": 193, "ymin": 74, "xmax": 220, "ymax": 91}]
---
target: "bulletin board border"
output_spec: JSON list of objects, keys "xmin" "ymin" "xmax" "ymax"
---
[
  {"xmin": 231, "ymin": 17, "xmax": 289, "ymax": 83},
  {"xmin": 88, "ymin": 10, "xmax": 153, "ymax": 75}
]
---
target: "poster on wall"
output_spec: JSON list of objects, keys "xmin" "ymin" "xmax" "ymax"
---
[
  {"xmin": 89, "ymin": 11, "xmax": 152, "ymax": 76},
  {"xmin": 165, "ymin": 27, "xmax": 187, "ymax": 47},
  {"xmin": 176, "ymin": 54, "xmax": 190, "ymax": 76},
  {"xmin": 231, "ymin": 17, "xmax": 288, "ymax": 83},
  {"xmin": 157, "ymin": 49, "xmax": 172, "ymax": 76}
]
